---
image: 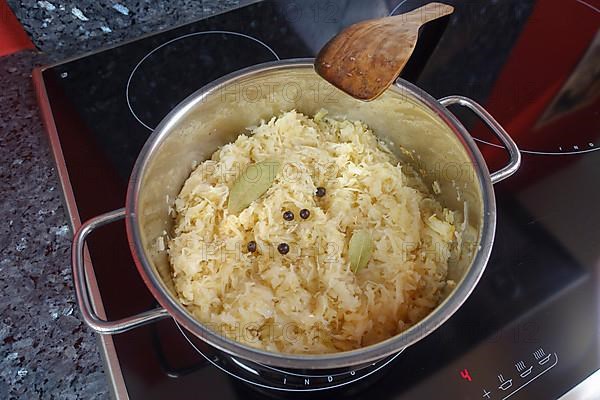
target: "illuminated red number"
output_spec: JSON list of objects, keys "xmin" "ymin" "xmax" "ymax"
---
[{"xmin": 460, "ymin": 369, "xmax": 472, "ymax": 382}]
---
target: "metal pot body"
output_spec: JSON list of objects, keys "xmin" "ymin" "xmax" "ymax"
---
[{"xmin": 72, "ymin": 59, "xmax": 520, "ymax": 370}]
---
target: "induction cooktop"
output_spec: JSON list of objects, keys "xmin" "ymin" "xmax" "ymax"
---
[{"xmin": 33, "ymin": 0, "xmax": 600, "ymax": 398}]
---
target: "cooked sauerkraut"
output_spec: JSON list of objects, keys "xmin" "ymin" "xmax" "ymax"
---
[{"xmin": 168, "ymin": 110, "xmax": 458, "ymax": 354}]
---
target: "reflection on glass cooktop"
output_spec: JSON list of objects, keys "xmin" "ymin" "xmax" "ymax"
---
[{"xmin": 36, "ymin": 0, "xmax": 600, "ymax": 399}]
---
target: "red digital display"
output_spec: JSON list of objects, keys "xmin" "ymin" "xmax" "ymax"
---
[{"xmin": 460, "ymin": 369, "xmax": 473, "ymax": 382}]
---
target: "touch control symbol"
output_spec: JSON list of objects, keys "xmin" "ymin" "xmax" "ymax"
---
[
  {"xmin": 497, "ymin": 374, "xmax": 513, "ymax": 391},
  {"xmin": 534, "ymin": 348, "xmax": 551, "ymax": 366},
  {"xmin": 515, "ymin": 360, "xmax": 533, "ymax": 378},
  {"xmin": 465, "ymin": 351, "xmax": 558, "ymax": 400},
  {"xmin": 515, "ymin": 361, "xmax": 525, "ymax": 371}
]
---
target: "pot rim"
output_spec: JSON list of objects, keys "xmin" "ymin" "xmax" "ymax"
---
[{"xmin": 125, "ymin": 58, "xmax": 496, "ymax": 369}]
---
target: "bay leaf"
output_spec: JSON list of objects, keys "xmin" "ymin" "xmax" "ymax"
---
[
  {"xmin": 227, "ymin": 160, "xmax": 281, "ymax": 215},
  {"xmin": 348, "ymin": 230, "xmax": 373, "ymax": 273}
]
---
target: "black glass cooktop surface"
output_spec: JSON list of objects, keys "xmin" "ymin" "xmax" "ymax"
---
[{"xmin": 35, "ymin": 0, "xmax": 600, "ymax": 399}]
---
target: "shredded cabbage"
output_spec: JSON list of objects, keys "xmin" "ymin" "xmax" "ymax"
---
[{"xmin": 168, "ymin": 110, "xmax": 458, "ymax": 354}]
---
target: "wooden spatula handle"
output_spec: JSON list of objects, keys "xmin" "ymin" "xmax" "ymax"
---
[{"xmin": 315, "ymin": 2, "xmax": 454, "ymax": 101}]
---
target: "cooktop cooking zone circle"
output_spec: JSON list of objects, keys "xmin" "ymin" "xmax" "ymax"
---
[
  {"xmin": 175, "ymin": 322, "xmax": 403, "ymax": 392},
  {"xmin": 471, "ymin": 126, "xmax": 600, "ymax": 156},
  {"xmin": 126, "ymin": 31, "xmax": 280, "ymax": 131},
  {"xmin": 439, "ymin": 0, "xmax": 600, "ymax": 157}
]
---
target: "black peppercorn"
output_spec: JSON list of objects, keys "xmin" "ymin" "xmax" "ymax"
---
[
  {"xmin": 247, "ymin": 241, "xmax": 257, "ymax": 253},
  {"xmin": 299, "ymin": 209, "xmax": 310, "ymax": 219},
  {"xmin": 277, "ymin": 243, "xmax": 290, "ymax": 255},
  {"xmin": 315, "ymin": 187, "xmax": 326, "ymax": 197},
  {"xmin": 283, "ymin": 211, "xmax": 294, "ymax": 221}
]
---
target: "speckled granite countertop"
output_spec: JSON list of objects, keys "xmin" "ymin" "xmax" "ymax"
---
[
  {"xmin": 8, "ymin": 0, "xmax": 248, "ymax": 62},
  {"xmin": 0, "ymin": 50, "xmax": 107, "ymax": 399},
  {"xmin": 1, "ymin": 2, "xmax": 243, "ymax": 398}
]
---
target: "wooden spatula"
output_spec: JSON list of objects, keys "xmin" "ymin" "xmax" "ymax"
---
[{"xmin": 315, "ymin": 2, "xmax": 454, "ymax": 101}]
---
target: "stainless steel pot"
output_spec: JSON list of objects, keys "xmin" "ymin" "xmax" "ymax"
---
[{"xmin": 72, "ymin": 59, "xmax": 520, "ymax": 369}]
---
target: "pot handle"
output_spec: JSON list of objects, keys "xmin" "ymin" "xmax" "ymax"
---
[
  {"xmin": 439, "ymin": 95, "xmax": 521, "ymax": 184},
  {"xmin": 72, "ymin": 208, "xmax": 170, "ymax": 334}
]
